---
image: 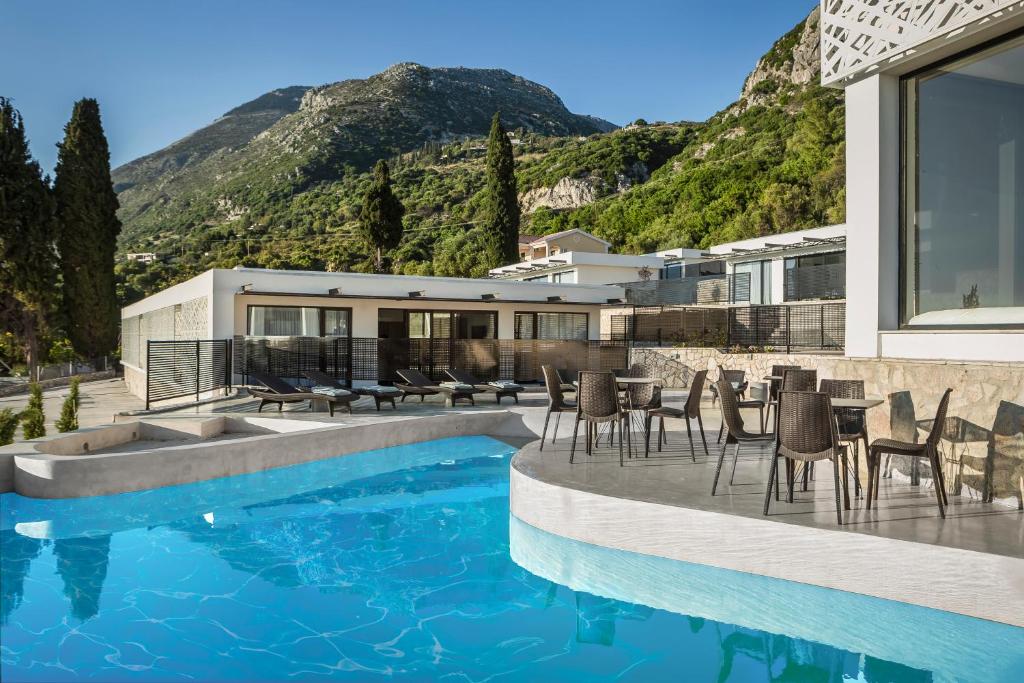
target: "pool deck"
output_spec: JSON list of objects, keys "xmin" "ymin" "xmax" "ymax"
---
[{"xmin": 510, "ymin": 423, "xmax": 1024, "ymax": 627}]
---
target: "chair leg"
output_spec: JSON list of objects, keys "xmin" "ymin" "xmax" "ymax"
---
[
  {"xmin": 644, "ymin": 414, "xmax": 653, "ymax": 457},
  {"xmin": 711, "ymin": 441, "xmax": 729, "ymax": 496},
  {"xmin": 540, "ymin": 408, "xmax": 552, "ymax": 451},
  {"xmin": 866, "ymin": 452, "xmax": 875, "ymax": 510},
  {"xmin": 852, "ymin": 440, "xmax": 861, "ymax": 496},
  {"xmin": 618, "ymin": 418, "xmax": 625, "ymax": 466},
  {"xmin": 717, "ymin": 422, "xmax": 724, "ymax": 444},
  {"xmin": 832, "ymin": 457, "xmax": 844, "ymax": 525},
  {"xmin": 758, "ymin": 406, "xmax": 765, "ymax": 434},
  {"xmin": 764, "ymin": 453, "xmax": 779, "ymax": 516},
  {"xmin": 728, "ymin": 442, "xmax": 740, "ymax": 484},
  {"xmin": 658, "ymin": 417, "xmax": 665, "ymax": 452},
  {"xmin": 929, "ymin": 448, "xmax": 946, "ymax": 518},
  {"xmin": 874, "ymin": 454, "xmax": 883, "ymax": 508},
  {"xmin": 787, "ymin": 459, "xmax": 795, "ymax": 503},
  {"xmin": 570, "ymin": 416, "xmax": 581, "ymax": 463},
  {"xmin": 553, "ymin": 411, "xmax": 562, "ymax": 445},
  {"xmin": 696, "ymin": 414, "xmax": 709, "ymax": 456},
  {"xmin": 840, "ymin": 451, "xmax": 851, "ymax": 511},
  {"xmin": 686, "ymin": 416, "xmax": 695, "ymax": 461},
  {"xmin": 258, "ymin": 399, "xmax": 268, "ymax": 413}
]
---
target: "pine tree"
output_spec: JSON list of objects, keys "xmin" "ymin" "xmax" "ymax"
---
[
  {"xmin": 0, "ymin": 408, "xmax": 18, "ymax": 446},
  {"xmin": 21, "ymin": 382, "xmax": 45, "ymax": 439},
  {"xmin": 0, "ymin": 98, "xmax": 60, "ymax": 381},
  {"xmin": 482, "ymin": 112, "xmax": 520, "ymax": 268},
  {"xmin": 54, "ymin": 99, "xmax": 121, "ymax": 359},
  {"xmin": 357, "ymin": 160, "xmax": 405, "ymax": 273}
]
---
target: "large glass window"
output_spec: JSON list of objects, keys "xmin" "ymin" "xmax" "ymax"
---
[
  {"xmin": 784, "ymin": 251, "xmax": 846, "ymax": 301},
  {"xmin": 733, "ymin": 260, "xmax": 772, "ymax": 305},
  {"xmin": 550, "ymin": 270, "xmax": 577, "ymax": 284},
  {"xmin": 378, "ymin": 309, "xmax": 497, "ymax": 339},
  {"xmin": 902, "ymin": 33, "xmax": 1024, "ymax": 326},
  {"xmin": 247, "ymin": 306, "xmax": 350, "ymax": 337},
  {"xmin": 515, "ymin": 312, "xmax": 588, "ymax": 340}
]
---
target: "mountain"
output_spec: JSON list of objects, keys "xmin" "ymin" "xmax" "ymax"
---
[
  {"xmin": 112, "ymin": 86, "xmax": 310, "ymax": 193},
  {"xmin": 115, "ymin": 8, "xmax": 842, "ymax": 305},
  {"xmin": 113, "ymin": 64, "xmax": 614, "ymax": 245}
]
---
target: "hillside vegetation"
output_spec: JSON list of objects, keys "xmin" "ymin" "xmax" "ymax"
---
[{"xmin": 115, "ymin": 7, "xmax": 843, "ymax": 305}]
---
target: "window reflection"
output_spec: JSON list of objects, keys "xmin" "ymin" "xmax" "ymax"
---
[{"xmin": 903, "ymin": 34, "xmax": 1024, "ymax": 325}]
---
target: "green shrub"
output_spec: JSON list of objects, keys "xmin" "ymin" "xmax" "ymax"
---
[
  {"xmin": 69, "ymin": 376, "xmax": 81, "ymax": 410},
  {"xmin": 0, "ymin": 408, "xmax": 18, "ymax": 446},
  {"xmin": 21, "ymin": 408, "xmax": 45, "ymax": 440},
  {"xmin": 22, "ymin": 383, "xmax": 46, "ymax": 439},
  {"xmin": 55, "ymin": 394, "xmax": 78, "ymax": 433}
]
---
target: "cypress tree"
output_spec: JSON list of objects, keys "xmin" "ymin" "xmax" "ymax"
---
[
  {"xmin": 21, "ymin": 382, "xmax": 45, "ymax": 439},
  {"xmin": 0, "ymin": 98, "xmax": 59, "ymax": 380},
  {"xmin": 54, "ymin": 99, "xmax": 121, "ymax": 359},
  {"xmin": 482, "ymin": 112, "xmax": 520, "ymax": 268},
  {"xmin": 357, "ymin": 160, "xmax": 405, "ymax": 273}
]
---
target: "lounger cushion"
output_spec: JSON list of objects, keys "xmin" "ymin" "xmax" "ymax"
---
[
  {"xmin": 363, "ymin": 385, "xmax": 401, "ymax": 395},
  {"xmin": 311, "ymin": 386, "xmax": 353, "ymax": 398},
  {"xmin": 488, "ymin": 380, "xmax": 523, "ymax": 391},
  {"xmin": 440, "ymin": 381, "xmax": 474, "ymax": 392}
]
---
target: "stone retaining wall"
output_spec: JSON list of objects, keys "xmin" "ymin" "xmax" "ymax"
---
[{"xmin": 632, "ymin": 347, "xmax": 1024, "ymax": 508}]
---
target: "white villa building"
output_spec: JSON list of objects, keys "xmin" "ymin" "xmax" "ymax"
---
[{"xmin": 824, "ymin": 0, "xmax": 1023, "ymax": 363}]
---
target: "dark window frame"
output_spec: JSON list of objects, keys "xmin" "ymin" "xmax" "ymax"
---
[
  {"xmin": 377, "ymin": 308, "xmax": 499, "ymax": 340},
  {"xmin": 245, "ymin": 304, "xmax": 353, "ymax": 337},
  {"xmin": 514, "ymin": 311, "xmax": 590, "ymax": 340},
  {"xmin": 898, "ymin": 27, "xmax": 1024, "ymax": 331}
]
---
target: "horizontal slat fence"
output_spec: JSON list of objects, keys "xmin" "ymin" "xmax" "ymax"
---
[{"xmin": 146, "ymin": 340, "xmax": 232, "ymax": 410}]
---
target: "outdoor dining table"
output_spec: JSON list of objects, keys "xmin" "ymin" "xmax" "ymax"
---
[{"xmin": 574, "ymin": 376, "xmax": 660, "ymax": 457}]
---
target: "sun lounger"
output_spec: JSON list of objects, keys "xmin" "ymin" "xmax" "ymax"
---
[
  {"xmin": 396, "ymin": 368, "xmax": 479, "ymax": 406},
  {"xmin": 248, "ymin": 372, "xmax": 356, "ymax": 416},
  {"xmin": 445, "ymin": 368, "xmax": 523, "ymax": 405},
  {"xmin": 303, "ymin": 370, "xmax": 399, "ymax": 411}
]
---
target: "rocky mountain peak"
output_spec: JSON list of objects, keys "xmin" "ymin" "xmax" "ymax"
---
[{"xmin": 740, "ymin": 6, "xmax": 821, "ymax": 108}]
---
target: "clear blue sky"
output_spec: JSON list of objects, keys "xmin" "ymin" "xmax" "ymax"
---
[{"xmin": 3, "ymin": 0, "xmax": 817, "ymax": 174}]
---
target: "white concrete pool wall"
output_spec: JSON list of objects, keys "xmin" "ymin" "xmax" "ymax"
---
[{"xmin": 0, "ymin": 409, "xmax": 537, "ymax": 499}]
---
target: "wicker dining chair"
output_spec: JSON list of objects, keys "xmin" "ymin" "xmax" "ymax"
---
[
  {"xmin": 571, "ymin": 371, "xmax": 629, "ymax": 466},
  {"xmin": 867, "ymin": 388, "xmax": 953, "ymax": 518},
  {"xmin": 644, "ymin": 369, "xmax": 708, "ymax": 461},
  {"xmin": 764, "ymin": 391, "xmax": 849, "ymax": 525},
  {"xmin": 764, "ymin": 364, "xmax": 801, "ymax": 429},
  {"xmin": 782, "ymin": 368, "xmax": 818, "ymax": 392},
  {"xmin": 715, "ymin": 369, "xmax": 765, "ymax": 443},
  {"xmin": 711, "ymin": 377, "xmax": 775, "ymax": 495},
  {"xmin": 820, "ymin": 379, "xmax": 868, "ymax": 496},
  {"xmin": 539, "ymin": 364, "xmax": 577, "ymax": 451},
  {"xmin": 710, "ymin": 369, "xmax": 747, "ymax": 406}
]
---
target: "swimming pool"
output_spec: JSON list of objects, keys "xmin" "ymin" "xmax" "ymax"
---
[{"xmin": 1, "ymin": 435, "xmax": 1021, "ymax": 681}]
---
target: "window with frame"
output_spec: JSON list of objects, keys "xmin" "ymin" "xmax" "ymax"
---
[
  {"xmin": 514, "ymin": 312, "xmax": 588, "ymax": 340},
  {"xmin": 246, "ymin": 305, "xmax": 351, "ymax": 337},
  {"xmin": 901, "ymin": 32, "xmax": 1024, "ymax": 326}
]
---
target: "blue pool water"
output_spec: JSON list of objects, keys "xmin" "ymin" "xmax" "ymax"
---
[{"xmin": 1, "ymin": 436, "xmax": 1022, "ymax": 682}]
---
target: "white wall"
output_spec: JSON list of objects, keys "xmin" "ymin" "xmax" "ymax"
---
[{"xmin": 845, "ymin": 75, "xmax": 900, "ymax": 358}]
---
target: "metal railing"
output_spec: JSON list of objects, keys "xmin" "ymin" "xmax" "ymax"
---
[
  {"xmin": 784, "ymin": 263, "xmax": 846, "ymax": 301},
  {"xmin": 619, "ymin": 272, "xmax": 751, "ymax": 306},
  {"xmin": 236, "ymin": 336, "xmax": 630, "ymax": 385},
  {"xmin": 146, "ymin": 340, "xmax": 232, "ymax": 410},
  {"xmin": 611, "ymin": 302, "xmax": 845, "ymax": 352}
]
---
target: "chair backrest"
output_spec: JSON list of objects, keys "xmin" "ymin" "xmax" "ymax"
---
[
  {"xmin": 782, "ymin": 369, "xmax": 817, "ymax": 392},
  {"xmin": 821, "ymin": 379, "xmax": 865, "ymax": 435},
  {"xmin": 578, "ymin": 371, "xmax": 620, "ymax": 419},
  {"xmin": 446, "ymin": 368, "xmax": 478, "ymax": 385},
  {"xmin": 889, "ymin": 391, "xmax": 918, "ymax": 443},
  {"xmin": 776, "ymin": 391, "xmax": 839, "ymax": 460},
  {"xmin": 541, "ymin": 365, "xmax": 567, "ymax": 409},
  {"xmin": 686, "ymin": 370, "xmax": 708, "ymax": 418},
  {"xmin": 303, "ymin": 370, "xmax": 341, "ymax": 388},
  {"xmin": 721, "ymin": 369, "xmax": 746, "ymax": 385},
  {"xmin": 396, "ymin": 368, "xmax": 432, "ymax": 386},
  {"xmin": 770, "ymin": 365, "xmax": 801, "ymax": 399},
  {"xmin": 556, "ymin": 368, "xmax": 576, "ymax": 386},
  {"xmin": 249, "ymin": 372, "xmax": 299, "ymax": 395},
  {"xmin": 716, "ymin": 376, "xmax": 745, "ymax": 437},
  {"xmin": 925, "ymin": 388, "xmax": 954, "ymax": 448}
]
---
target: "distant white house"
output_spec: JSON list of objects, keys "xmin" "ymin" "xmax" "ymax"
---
[{"xmin": 125, "ymin": 252, "xmax": 158, "ymax": 264}]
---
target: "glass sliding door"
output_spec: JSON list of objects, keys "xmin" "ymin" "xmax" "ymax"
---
[
  {"xmin": 247, "ymin": 305, "xmax": 350, "ymax": 337},
  {"xmin": 902, "ymin": 33, "xmax": 1024, "ymax": 326}
]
